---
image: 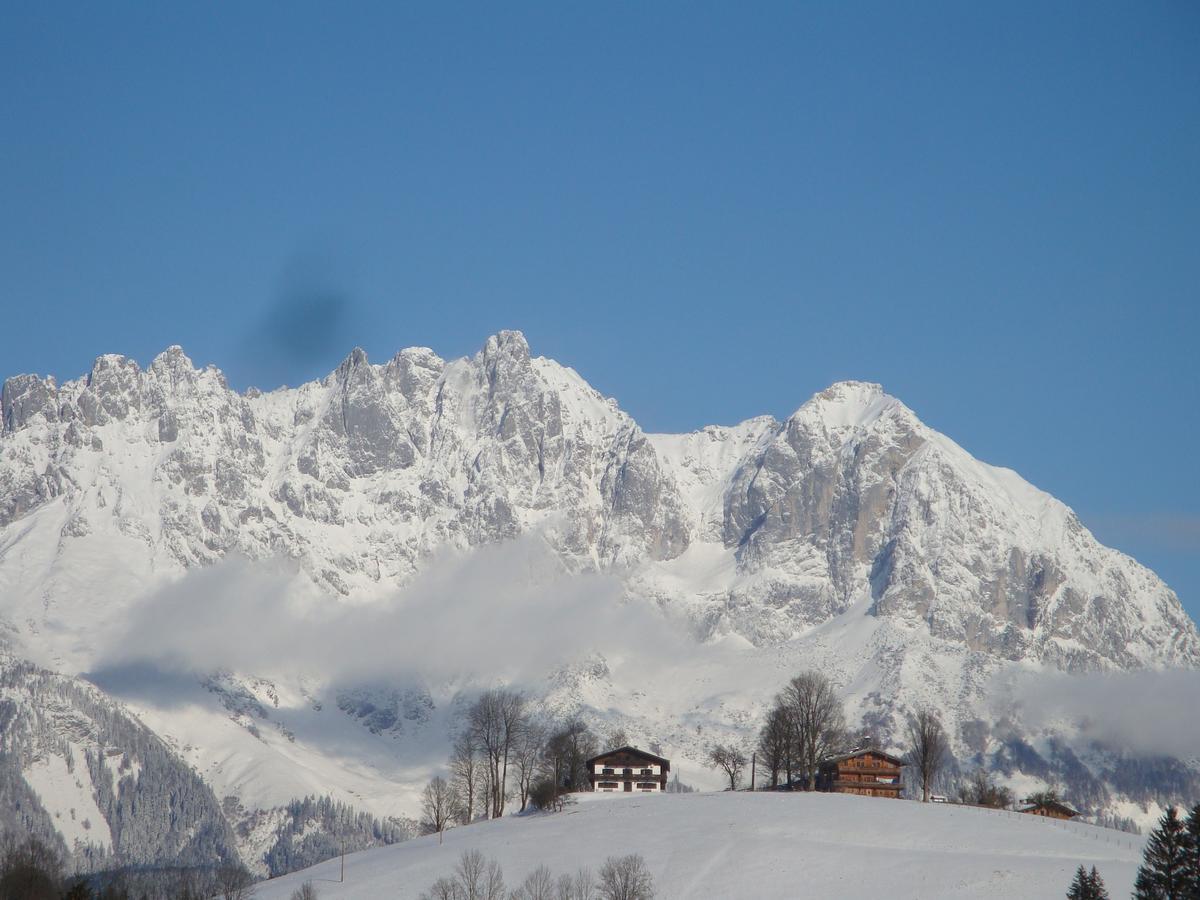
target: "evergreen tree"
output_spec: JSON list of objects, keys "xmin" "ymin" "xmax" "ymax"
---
[
  {"xmin": 1184, "ymin": 805, "xmax": 1200, "ymax": 898},
  {"xmin": 1087, "ymin": 867, "xmax": 1109, "ymax": 900},
  {"xmin": 1066, "ymin": 865, "xmax": 1090, "ymax": 899},
  {"xmin": 1134, "ymin": 806, "xmax": 1189, "ymax": 900},
  {"xmin": 1066, "ymin": 865, "xmax": 1110, "ymax": 900}
]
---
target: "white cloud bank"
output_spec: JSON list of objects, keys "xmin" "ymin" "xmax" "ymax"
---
[
  {"xmin": 993, "ymin": 667, "xmax": 1200, "ymax": 760},
  {"xmin": 92, "ymin": 531, "xmax": 690, "ymax": 689}
]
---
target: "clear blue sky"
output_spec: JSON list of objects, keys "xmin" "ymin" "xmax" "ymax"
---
[{"xmin": 2, "ymin": 3, "xmax": 1198, "ymax": 617}]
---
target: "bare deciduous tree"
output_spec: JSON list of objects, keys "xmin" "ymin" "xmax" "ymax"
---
[
  {"xmin": 556, "ymin": 868, "xmax": 597, "ymax": 900},
  {"xmin": 289, "ymin": 883, "xmax": 319, "ymax": 900},
  {"xmin": 510, "ymin": 864, "xmax": 556, "ymax": 900},
  {"xmin": 467, "ymin": 689, "xmax": 528, "ymax": 818},
  {"xmin": 514, "ymin": 718, "xmax": 548, "ymax": 812},
  {"xmin": 604, "ymin": 727, "xmax": 629, "ymax": 750},
  {"xmin": 419, "ymin": 877, "xmax": 457, "ymax": 900},
  {"xmin": 905, "ymin": 707, "xmax": 949, "ymax": 802},
  {"xmin": 707, "ymin": 744, "xmax": 747, "ymax": 791},
  {"xmin": 216, "ymin": 863, "xmax": 255, "ymax": 900},
  {"xmin": 422, "ymin": 775, "xmax": 455, "ymax": 839},
  {"xmin": 597, "ymin": 854, "xmax": 655, "ymax": 900},
  {"xmin": 453, "ymin": 849, "xmax": 506, "ymax": 900},
  {"xmin": 780, "ymin": 671, "xmax": 846, "ymax": 790},
  {"xmin": 958, "ymin": 769, "xmax": 1014, "ymax": 809},
  {"xmin": 544, "ymin": 718, "xmax": 599, "ymax": 793},
  {"xmin": 451, "ymin": 732, "xmax": 483, "ymax": 824},
  {"xmin": 756, "ymin": 705, "xmax": 791, "ymax": 788}
]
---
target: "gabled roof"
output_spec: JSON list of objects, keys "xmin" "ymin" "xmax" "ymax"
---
[
  {"xmin": 1019, "ymin": 799, "xmax": 1079, "ymax": 817},
  {"xmin": 586, "ymin": 746, "xmax": 671, "ymax": 768},
  {"xmin": 819, "ymin": 748, "xmax": 906, "ymax": 768}
]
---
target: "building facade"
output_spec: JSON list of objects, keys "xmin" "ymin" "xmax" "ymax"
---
[
  {"xmin": 1019, "ymin": 799, "xmax": 1078, "ymax": 820},
  {"xmin": 815, "ymin": 749, "xmax": 904, "ymax": 798},
  {"xmin": 587, "ymin": 747, "xmax": 671, "ymax": 793}
]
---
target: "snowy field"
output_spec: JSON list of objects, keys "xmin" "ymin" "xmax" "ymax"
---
[{"xmin": 255, "ymin": 791, "xmax": 1144, "ymax": 899}]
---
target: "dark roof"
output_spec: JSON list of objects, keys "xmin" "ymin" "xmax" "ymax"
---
[
  {"xmin": 1019, "ymin": 799, "xmax": 1079, "ymax": 817},
  {"xmin": 818, "ymin": 748, "xmax": 906, "ymax": 768},
  {"xmin": 586, "ymin": 746, "xmax": 671, "ymax": 768}
]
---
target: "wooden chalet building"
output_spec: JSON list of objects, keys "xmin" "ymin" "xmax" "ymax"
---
[
  {"xmin": 815, "ymin": 749, "xmax": 904, "ymax": 798},
  {"xmin": 1018, "ymin": 799, "xmax": 1079, "ymax": 820},
  {"xmin": 588, "ymin": 747, "xmax": 671, "ymax": 793}
]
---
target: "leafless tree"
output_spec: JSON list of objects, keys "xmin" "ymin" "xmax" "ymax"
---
[
  {"xmin": 544, "ymin": 718, "xmax": 599, "ymax": 792},
  {"xmin": 597, "ymin": 854, "xmax": 655, "ymax": 900},
  {"xmin": 604, "ymin": 726, "xmax": 629, "ymax": 750},
  {"xmin": 289, "ymin": 884, "xmax": 319, "ymax": 900},
  {"xmin": 423, "ymin": 775, "xmax": 455, "ymax": 839},
  {"xmin": 958, "ymin": 769, "xmax": 1014, "ymax": 809},
  {"xmin": 216, "ymin": 863, "xmax": 256, "ymax": 900},
  {"xmin": 756, "ymin": 704, "xmax": 791, "ymax": 788},
  {"xmin": 467, "ymin": 688, "xmax": 528, "ymax": 818},
  {"xmin": 556, "ymin": 868, "xmax": 597, "ymax": 900},
  {"xmin": 451, "ymin": 732, "xmax": 483, "ymax": 824},
  {"xmin": 1025, "ymin": 787, "xmax": 1061, "ymax": 806},
  {"xmin": 454, "ymin": 849, "xmax": 506, "ymax": 900},
  {"xmin": 905, "ymin": 707, "xmax": 949, "ymax": 802},
  {"xmin": 514, "ymin": 718, "xmax": 548, "ymax": 812},
  {"xmin": 510, "ymin": 864, "xmax": 556, "ymax": 900},
  {"xmin": 780, "ymin": 671, "xmax": 846, "ymax": 790},
  {"xmin": 419, "ymin": 877, "xmax": 457, "ymax": 900},
  {"xmin": 707, "ymin": 744, "xmax": 747, "ymax": 791}
]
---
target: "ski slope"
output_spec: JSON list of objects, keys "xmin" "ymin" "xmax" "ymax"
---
[{"xmin": 256, "ymin": 792, "xmax": 1144, "ymax": 899}]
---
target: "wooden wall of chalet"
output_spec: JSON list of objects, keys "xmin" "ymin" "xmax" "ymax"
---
[{"xmin": 816, "ymin": 751, "xmax": 903, "ymax": 799}]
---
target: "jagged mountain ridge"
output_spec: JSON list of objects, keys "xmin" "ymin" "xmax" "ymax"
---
[
  {"xmin": 2, "ymin": 330, "xmax": 1194, "ymax": 672},
  {"xmin": 1, "ymin": 330, "xmax": 1197, "ymax": 862}
]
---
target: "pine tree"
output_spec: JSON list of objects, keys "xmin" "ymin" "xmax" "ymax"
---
[
  {"xmin": 1087, "ymin": 867, "xmax": 1110, "ymax": 900},
  {"xmin": 1182, "ymin": 805, "xmax": 1200, "ymax": 899},
  {"xmin": 1134, "ymin": 806, "xmax": 1189, "ymax": 900},
  {"xmin": 1066, "ymin": 865, "xmax": 1111, "ymax": 900},
  {"xmin": 1067, "ymin": 865, "xmax": 1090, "ymax": 899}
]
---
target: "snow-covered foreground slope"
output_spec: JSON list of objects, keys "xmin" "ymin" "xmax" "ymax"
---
[{"xmin": 256, "ymin": 792, "xmax": 1145, "ymax": 900}]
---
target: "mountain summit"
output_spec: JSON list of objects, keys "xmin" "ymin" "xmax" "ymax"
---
[{"xmin": 1, "ymin": 332, "xmax": 1196, "ymax": 868}]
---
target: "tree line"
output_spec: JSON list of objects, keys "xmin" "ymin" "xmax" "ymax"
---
[
  {"xmin": 706, "ymin": 669, "xmax": 950, "ymax": 802},
  {"xmin": 0, "ymin": 831, "xmax": 256, "ymax": 900},
  {"xmin": 419, "ymin": 849, "xmax": 655, "ymax": 900}
]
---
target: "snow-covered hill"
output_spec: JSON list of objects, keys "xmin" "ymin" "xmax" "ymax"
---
[
  {"xmin": 256, "ymin": 791, "xmax": 1146, "ymax": 900},
  {"xmin": 0, "ymin": 330, "xmax": 1196, "ymax": 871}
]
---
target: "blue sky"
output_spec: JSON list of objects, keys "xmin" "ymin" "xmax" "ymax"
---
[{"xmin": 2, "ymin": 3, "xmax": 1198, "ymax": 617}]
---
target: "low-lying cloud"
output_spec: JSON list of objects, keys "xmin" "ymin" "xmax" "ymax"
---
[
  {"xmin": 91, "ymin": 532, "xmax": 688, "ymax": 691},
  {"xmin": 993, "ymin": 667, "xmax": 1200, "ymax": 760}
]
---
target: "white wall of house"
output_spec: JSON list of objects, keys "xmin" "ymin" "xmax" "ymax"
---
[{"xmin": 591, "ymin": 760, "xmax": 665, "ymax": 791}]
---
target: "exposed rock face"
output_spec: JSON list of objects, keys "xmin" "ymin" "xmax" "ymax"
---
[
  {"xmin": 0, "ymin": 331, "xmax": 1197, "ymax": 853},
  {"xmin": 1, "ymin": 334, "xmax": 1195, "ymax": 671}
]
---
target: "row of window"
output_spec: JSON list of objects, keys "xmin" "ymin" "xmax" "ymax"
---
[{"xmin": 599, "ymin": 767, "xmax": 654, "ymax": 775}]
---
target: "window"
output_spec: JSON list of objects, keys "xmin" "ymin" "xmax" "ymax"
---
[
  {"xmin": 602, "ymin": 768, "xmax": 614, "ymax": 775},
  {"xmin": 623, "ymin": 768, "xmax": 633, "ymax": 775}
]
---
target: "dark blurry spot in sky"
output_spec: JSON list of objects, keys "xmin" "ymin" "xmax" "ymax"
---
[{"xmin": 239, "ymin": 250, "xmax": 363, "ymax": 389}]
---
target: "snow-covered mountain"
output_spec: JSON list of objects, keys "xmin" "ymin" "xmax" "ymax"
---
[{"xmin": 1, "ymin": 331, "xmax": 1196, "ymax": 870}]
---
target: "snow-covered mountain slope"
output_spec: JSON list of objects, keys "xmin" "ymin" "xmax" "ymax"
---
[
  {"xmin": 0, "ymin": 330, "xmax": 1196, "ymax": 863},
  {"xmin": 256, "ymin": 791, "xmax": 1146, "ymax": 900},
  {"xmin": 2, "ymin": 331, "xmax": 1192, "ymax": 670},
  {"xmin": 0, "ymin": 654, "xmax": 239, "ymax": 870}
]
